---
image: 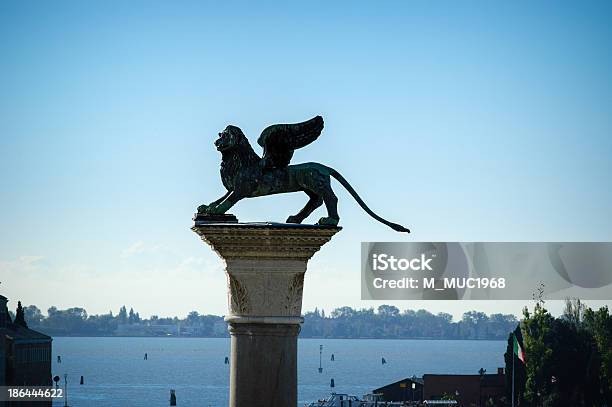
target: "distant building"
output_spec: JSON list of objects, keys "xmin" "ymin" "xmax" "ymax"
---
[
  {"xmin": 372, "ymin": 369, "xmax": 505, "ymax": 406},
  {"xmin": 372, "ymin": 376, "xmax": 424, "ymax": 402},
  {"xmin": 423, "ymin": 369, "xmax": 505, "ymax": 406},
  {"xmin": 146, "ymin": 323, "xmax": 180, "ymax": 336},
  {"xmin": 0, "ymin": 295, "xmax": 52, "ymax": 387},
  {"xmin": 114, "ymin": 323, "xmax": 150, "ymax": 336}
]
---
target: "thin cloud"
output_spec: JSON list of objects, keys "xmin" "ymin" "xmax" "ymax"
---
[
  {"xmin": 0, "ymin": 256, "xmax": 45, "ymax": 274},
  {"xmin": 120, "ymin": 241, "xmax": 167, "ymax": 258},
  {"xmin": 121, "ymin": 241, "xmax": 147, "ymax": 257}
]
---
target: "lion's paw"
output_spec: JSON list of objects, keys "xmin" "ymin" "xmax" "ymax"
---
[
  {"xmin": 286, "ymin": 215, "xmax": 303, "ymax": 224},
  {"xmin": 316, "ymin": 217, "xmax": 339, "ymax": 226}
]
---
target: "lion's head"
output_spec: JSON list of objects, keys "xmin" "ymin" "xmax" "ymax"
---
[{"xmin": 216, "ymin": 125, "xmax": 248, "ymax": 152}]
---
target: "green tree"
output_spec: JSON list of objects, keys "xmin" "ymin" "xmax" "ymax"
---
[
  {"xmin": 330, "ymin": 306, "xmax": 355, "ymax": 319},
  {"xmin": 377, "ymin": 305, "xmax": 399, "ymax": 317},
  {"xmin": 186, "ymin": 311, "xmax": 200, "ymax": 326},
  {"xmin": 128, "ymin": 307, "xmax": 138, "ymax": 324},
  {"xmin": 117, "ymin": 305, "xmax": 128, "ymax": 324},
  {"xmin": 563, "ymin": 297, "xmax": 586, "ymax": 328},
  {"xmin": 583, "ymin": 306, "xmax": 612, "ymax": 405},
  {"xmin": 522, "ymin": 304, "xmax": 554, "ymax": 405},
  {"xmin": 519, "ymin": 300, "xmax": 603, "ymax": 406},
  {"xmin": 545, "ymin": 317, "xmax": 595, "ymax": 405},
  {"xmin": 24, "ymin": 305, "xmax": 44, "ymax": 326}
]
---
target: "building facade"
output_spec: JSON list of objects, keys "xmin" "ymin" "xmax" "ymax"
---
[
  {"xmin": 423, "ymin": 369, "xmax": 506, "ymax": 406},
  {"xmin": 1, "ymin": 295, "xmax": 52, "ymax": 387},
  {"xmin": 372, "ymin": 376, "xmax": 424, "ymax": 402}
]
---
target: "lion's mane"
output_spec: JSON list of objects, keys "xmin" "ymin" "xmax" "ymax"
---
[{"xmin": 219, "ymin": 126, "xmax": 261, "ymax": 190}]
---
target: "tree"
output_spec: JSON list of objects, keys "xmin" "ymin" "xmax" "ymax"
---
[
  {"xmin": 437, "ymin": 312, "xmax": 453, "ymax": 323},
  {"xmin": 186, "ymin": 311, "xmax": 200, "ymax": 326},
  {"xmin": 583, "ymin": 306, "xmax": 612, "ymax": 405},
  {"xmin": 519, "ymin": 301, "xmax": 602, "ymax": 406},
  {"xmin": 546, "ymin": 317, "xmax": 595, "ymax": 405},
  {"xmin": 462, "ymin": 311, "xmax": 489, "ymax": 325},
  {"xmin": 118, "ymin": 306, "xmax": 128, "ymax": 324},
  {"xmin": 128, "ymin": 307, "xmax": 136, "ymax": 324},
  {"xmin": 459, "ymin": 311, "xmax": 491, "ymax": 339},
  {"xmin": 43, "ymin": 307, "xmax": 88, "ymax": 335},
  {"xmin": 24, "ymin": 305, "xmax": 43, "ymax": 326},
  {"xmin": 522, "ymin": 303, "xmax": 555, "ymax": 405},
  {"xmin": 377, "ymin": 305, "xmax": 399, "ymax": 317},
  {"xmin": 14, "ymin": 301, "xmax": 27, "ymax": 327},
  {"xmin": 330, "ymin": 306, "xmax": 355, "ymax": 319},
  {"xmin": 563, "ymin": 298, "xmax": 586, "ymax": 328}
]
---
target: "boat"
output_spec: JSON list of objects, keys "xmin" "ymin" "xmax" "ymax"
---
[{"xmin": 305, "ymin": 392, "xmax": 406, "ymax": 406}]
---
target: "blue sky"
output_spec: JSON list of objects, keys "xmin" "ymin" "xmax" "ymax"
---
[{"xmin": 1, "ymin": 1, "xmax": 611, "ymax": 319}]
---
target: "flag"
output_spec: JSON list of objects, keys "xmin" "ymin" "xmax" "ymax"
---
[{"xmin": 513, "ymin": 333, "xmax": 526, "ymax": 364}]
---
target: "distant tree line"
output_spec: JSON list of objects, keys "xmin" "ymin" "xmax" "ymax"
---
[
  {"xmin": 21, "ymin": 305, "xmax": 225, "ymax": 337},
  {"xmin": 303, "ymin": 305, "xmax": 517, "ymax": 339},
  {"xmin": 20, "ymin": 303, "xmax": 517, "ymax": 340},
  {"xmin": 505, "ymin": 299, "xmax": 612, "ymax": 406}
]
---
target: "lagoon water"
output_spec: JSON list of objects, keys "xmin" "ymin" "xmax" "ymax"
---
[{"xmin": 51, "ymin": 337, "xmax": 506, "ymax": 406}]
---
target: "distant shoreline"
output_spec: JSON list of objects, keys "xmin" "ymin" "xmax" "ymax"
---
[
  {"xmin": 50, "ymin": 335, "xmax": 506, "ymax": 341},
  {"xmin": 22, "ymin": 304, "xmax": 519, "ymax": 342}
]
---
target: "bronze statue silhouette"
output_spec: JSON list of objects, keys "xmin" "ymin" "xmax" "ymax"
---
[{"xmin": 197, "ymin": 116, "xmax": 410, "ymax": 232}]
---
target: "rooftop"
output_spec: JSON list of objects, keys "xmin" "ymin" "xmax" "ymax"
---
[
  {"xmin": 1, "ymin": 324, "xmax": 52, "ymax": 342},
  {"xmin": 373, "ymin": 376, "xmax": 424, "ymax": 392}
]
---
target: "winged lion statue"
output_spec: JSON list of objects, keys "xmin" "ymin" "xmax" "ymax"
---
[{"xmin": 197, "ymin": 116, "xmax": 410, "ymax": 233}]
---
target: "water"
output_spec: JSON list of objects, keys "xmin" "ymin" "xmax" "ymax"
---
[{"xmin": 51, "ymin": 337, "xmax": 506, "ymax": 406}]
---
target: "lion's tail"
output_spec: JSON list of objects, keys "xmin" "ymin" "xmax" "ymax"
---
[{"xmin": 328, "ymin": 167, "xmax": 410, "ymax": 233}]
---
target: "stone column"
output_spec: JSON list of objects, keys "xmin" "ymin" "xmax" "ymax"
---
[{"xmin": 192, "ymin": 222, "xmax": 340, "ymax": 407}]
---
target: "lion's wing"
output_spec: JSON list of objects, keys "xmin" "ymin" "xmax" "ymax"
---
[{"xmin": 257, "ymin": 116, "xmax": 324, "ymax": 169}]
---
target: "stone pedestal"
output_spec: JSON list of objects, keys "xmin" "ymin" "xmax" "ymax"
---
[{"xmin": 192, "ymin": 222, "xmax": 340, "ymax": 407}]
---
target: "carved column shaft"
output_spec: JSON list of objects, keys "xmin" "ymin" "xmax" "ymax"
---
[{"xmin": 192, "ymin": 223, "xmax": 340, "ymax": 407}]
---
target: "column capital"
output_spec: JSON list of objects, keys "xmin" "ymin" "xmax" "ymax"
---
[
  {"xmin": 192, "ymin": 222, "xmax": 341, "ymax": 322},
  {"xmin": 191, "ymin": 222, "xmax": 341, "ymax": 260}
]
